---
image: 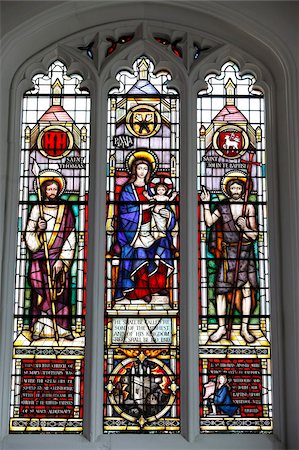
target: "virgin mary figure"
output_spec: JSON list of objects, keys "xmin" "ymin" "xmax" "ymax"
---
[{"xmin": 114, "ymin": 150, "xmax": 177, "ymax": 303}]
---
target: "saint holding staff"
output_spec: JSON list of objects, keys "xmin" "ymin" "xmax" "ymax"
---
[
  {"xmin": 25, "ymin": 162, "xmax": 76, "ymax": 341},
  {"xmin": 201, "ymin": 170, "xmax": 258, "ymax": 343}
]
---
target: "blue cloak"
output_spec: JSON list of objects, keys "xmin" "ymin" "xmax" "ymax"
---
[
  {"xmin": 115, "ymin": 182, "xmax": 176, "ymax": 300},
  {"xmin": 214, "ymin": 385, "xmax": 238, "ymax": 417}
]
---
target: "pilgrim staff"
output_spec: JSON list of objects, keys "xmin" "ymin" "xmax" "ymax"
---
[
  {"xmin": 227, "ymin": 152, "xmax": 260, "ymax": 339},
  {"xmin": 32, "ymin": 160, "xmax": 59, "ymax": 342}
]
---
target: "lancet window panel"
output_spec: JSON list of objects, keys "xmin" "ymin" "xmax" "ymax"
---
[
  {"xmin": 197, "ymin": 61, "xmax": 272, "ymax": 433},
  {"xmin": 104, "ymin": 56, "xmax": 180, "ymax": 433},
  {"xmin": 10, "ymin": 60, "xmax": 90, "ymax": 434}
]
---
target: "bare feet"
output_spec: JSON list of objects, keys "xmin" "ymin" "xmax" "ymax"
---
[
  {"xmin": 241, "ymin": 328, "xmax": 255, "ymax": 343},
  {"xmin": 210, "ymin": 326, "xmax": 227, "ymax": 342}
]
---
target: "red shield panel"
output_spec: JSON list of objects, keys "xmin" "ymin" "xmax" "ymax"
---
[
  {"xmin": 218, "ymin": 131, "xmax": 243, "ymax": 158},
  {"xmin": 41, "ymin": 130, "xmax": 69, "ymax": 157}
]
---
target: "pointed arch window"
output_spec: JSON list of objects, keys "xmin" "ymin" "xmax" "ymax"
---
[
  {"xmin": 104, "ymin": 56, "xmax": 180, "ymax": 433},
  {"xmin": 9, "ymin": 60, "xmax": 90, "ymax": 433},
  {"xmin": 8, "ymin": 56, "xmax": 274, "ymax": 439},
  {"xmin": 3, "ymin": 4, "xmax": 297, "ymax": 448},
  {"xmin": 198, "ymin": 61, "xmax": 272, "ymax": 433},
  {"xmin": 8, "ymin": 54, "xmax": 275, "ymax": 441}
]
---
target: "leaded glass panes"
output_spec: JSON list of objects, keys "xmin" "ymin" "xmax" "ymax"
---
[
  {"xmin": 10, "ymin": 61, "xmax": 90, "ymax": 433},
  {"xmin": 104, "ymin": 57, "xmax": 180, "ymax": 433},
  {"xmin": 197, "ymin": 62, "xmax": 272, "ymax": 433}
]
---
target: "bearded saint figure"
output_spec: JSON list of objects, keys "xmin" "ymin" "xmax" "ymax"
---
[
  {"xmin": 201, "ymin": 171, "xmax": 258, "ymax": 343},
  {"xmin": 25, "ymin": 172, "xmax": 76, "ymax": 340}
]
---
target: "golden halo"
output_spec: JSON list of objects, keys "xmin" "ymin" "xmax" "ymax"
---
[
  {"xmin": 221, "ymin": 170, "xmax": 250, "ymax": 197},
  {"xmin": 35, "ymin": 169, "xmax": 66, "ymax": 195},
  {"xmin": 126, "ymin": 150, "xmax": 158, "ymax": 173}
]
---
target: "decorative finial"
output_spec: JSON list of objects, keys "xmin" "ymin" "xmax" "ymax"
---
[
  {"xmin": 51, "ymin": 79, "xmax": 63, "ymax": 105},
  {"xmin": 200, "ymin": 125, "xmax": 206, "ymax": 136},
  {"xmin": 225, "ymin": 78, "xmax": 236, "ymax": 105},
  {"xmin": 256, "ymin": 126, "xmax": 262, "ymax": 143},
  {"xmin": 25, "ymin": 126, "xmax": 31, "ymax": 143},
  {"xmin": 138, "ymin": 58, "xmax": 149, "ymax": 80}
]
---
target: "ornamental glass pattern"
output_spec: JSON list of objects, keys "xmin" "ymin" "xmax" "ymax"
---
[
  {"xmin": 104, "ymin": 57, "xmax": 180, "ymax": 433},
  {"xmin": 198, "ymin": 62, "xmax": 272, "ymax": 433},
  {"xmin": 10, "ymin": 61, "xmax": 90, "ymax": 433}
]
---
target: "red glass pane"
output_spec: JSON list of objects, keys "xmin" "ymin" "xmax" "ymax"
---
[{"xmin": 41, "ymin": 130, "xmax": 69, "ymax": 157}]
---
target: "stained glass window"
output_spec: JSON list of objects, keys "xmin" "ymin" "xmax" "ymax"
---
[
  {"xmin": 104, "ymin": 57, "xmax": 180, "ymax": 433},
  {"xmin": 10, "ymin": 60, "xmax": 90, "ymax": 433},
  {"xmin": 198, "ymin": 62, "xmax": 272, "ymax": 433}
]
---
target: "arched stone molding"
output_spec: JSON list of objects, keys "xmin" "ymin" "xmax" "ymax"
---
[
  {"xmin": 190, "ymin": 45, "xmax": 273, "ymax": 93},
  {"xmin": 99, "ymin": 39, "xmax": 187, "ymax": 91},
  {"xmin": 59, "ymin": 20, "xmax": 221, "ymax": 75},
  {"xmin": 2, "ymin": 2, "xmax": 296, "ymax": 79}
]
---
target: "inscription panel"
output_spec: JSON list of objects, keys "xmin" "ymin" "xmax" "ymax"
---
[
  {"xmin": 112, "ymin": 318, "xmax": 172, "ymax": 344},
  {"xmin": 20, "ymin": 359, "xmax": 76, "ymax": 418}
]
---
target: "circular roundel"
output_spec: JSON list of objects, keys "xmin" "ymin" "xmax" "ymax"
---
[
  {"xmin": 126, "ymin": 105, "xmax": 161, "ymax": 138},
  {"xmin": 106, "ymin": 356, "xmax": 177, "ymax": 425},
  {"xmin": 212, "ymin": 125, "xmax": 249, "ymax": 159},
  {"xmin": 37, "ymin": 125, "xmax": 74, "ymax": 159}
]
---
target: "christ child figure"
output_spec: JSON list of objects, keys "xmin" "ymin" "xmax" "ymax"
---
[{"xmin": 143, "ymin": 183, "xmax": 178, "ymax": 239}]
